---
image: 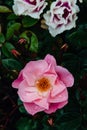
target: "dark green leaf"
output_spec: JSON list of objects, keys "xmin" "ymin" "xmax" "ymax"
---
[
  {"xmin": 16, "ymin": 117, "xmax": 31, "ymax": 130},
  {"xmin": 0, "ymin": 33, "xmax": 5, "ymax": 43},
  {"xmin": 22, "ymin": 16, "xmax": 38, "ymax": 28},
  {"xmin": 58, "ymin": 112, "xmax": 82, "ymax": 130},
  {"xmin": 2, "ymin": 58, "xmax": 22, "ymax": 71},
  {"xmin": 2, "ymin": 42, "xmax": 15, "ymax": 57},
  {"xmin": 67, "ymin": 26, "xmax": 87, "ymax": 48},
  {"xmin": 20, "ymin": 31, "xmax": 30, "ymax": 43},
  {"xmin": 7, "ymin": 13, "xmax": 19, "ymax": 20},
  {"xmin": 16, "ymin": 117, "xmax": 39, "ymax": 130},
  {"xmin": 5, "ymin": 42, "xmax": 15, "ymax": 50},
  {"xmin": 62, "ymin": 53, "xmax": 80, "ymax": 75},
  {"xmin": 18, "ymin": 98, "xmax": 27, "ymax": 114},
  {"xmin": 20, "ymin": 31, "xmax": 38, "ymax": 52},
  {"xmin": 29, "ymin": 31, "xmax": 38, "ymax": 52},
  {"xmin": 6, "ymin": 23, "xmax": 21, "ymax": 40}
]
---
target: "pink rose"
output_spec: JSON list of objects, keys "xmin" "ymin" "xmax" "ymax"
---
[
  {"xmin": 43, "ymin": 0, "xmax": 80, "ymax": 37},
  {"xmin": 12, "ymin": 54, "xmax": 74, "ymax": 115},
  {"xmin": 13, "ymin": 0, "xmax": 47, "ymax": 19}
]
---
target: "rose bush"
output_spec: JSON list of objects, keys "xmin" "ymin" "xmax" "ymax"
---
[
  {"xmin": 12, "ymin": 54, "xmax": 74, "ymax": 115},
  {"xmin": 13, "ymin": 0, "xmax": 47, "ymax": 19},
  {"xmin": 43, "ymin": 0, "xmax": 79, "ymax": 37}
]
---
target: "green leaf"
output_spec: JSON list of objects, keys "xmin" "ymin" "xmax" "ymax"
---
[
  {"xmin": 29, "ymin": 31, "xmax": 38, "ymax": 53},
  {"xmin": 0, "ymin": 5, "xmax": 12, "ymax": 13},
  {"xmin": 5, "ymin": 42, "xmax": 15, "ymax": 50},
  {"xmin": 0, "ymin": 33, "xmax": 5, "ymax": 43},
  {"xmin": 42, "ymin": 126, "xmax": 51, "ymax": 130},
  {"xmin": 2, "ymin": 58, "xmax": 22, "ymax": 71},
  {"xmin": 7, "ymin": 13, "xmax": 19, "ymax": 20},
  {"xmin": 16, "ymin": 117, "xmax": 39, "ymax": 130},
  {"xmin": 20, "ymin": 31, "xmax": 30, "ymax": 43},
  {"xmin": 22, "ymin": 16, "xmax": 38, "ymax": 28},
  {"xmin": 6, "ymin": 23, "xmax": 21, "ymax": 40},
  {"xmin": 62, "ymin": 53, "xmax": 79, "ymax": 74},
  {"xmin": 58, "ymin": 112, "xmax": 82, "ymax": 130},
  {"xmin": 2, "ymin": 42, "xmax": 15, "ymax": 57},
  {"xmin": 20, "ymin": 31, "xmax": 38, "ymax": 52},
  {"xmin": 18, "ymin": 98, "xmax": 27, "ymax": 114},
  {"xmin": 78, "ymin": 49, "xmax": 87, "ymax": 69},
  {"xmin": 67, "ymin": 25, "xmax": 87, "ymax": 48},
  {"xmin": 16, "ymin": 117, "xmax": 31, "ymax": 130}
]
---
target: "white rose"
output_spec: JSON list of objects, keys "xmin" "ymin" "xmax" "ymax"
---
[
  {"xmin": 13, "ymin": 0, "xmax": 47, "ymax": 19},
  {"xmin": 43, "ymin": 0, "xmax": 80, "ymax": 37}
]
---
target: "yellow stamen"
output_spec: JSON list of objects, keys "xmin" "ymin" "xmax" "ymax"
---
[{"xmin": 36, "ymin": 77, "xmax": 51, "ymax": 92}]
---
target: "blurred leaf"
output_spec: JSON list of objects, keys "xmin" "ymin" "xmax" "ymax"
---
[
  {"xmin": 22, "ymin": 16, "xmax": 38, "ymax": 27},
  {"xmin": 0, "ymin": 33, "xmax": 5, "ymax": 43},
  {"xmin": 6, "ymin": 23, "xmax": 21, "ymax": 40},
  {"xmin": 78, "ymin": 49, "xmax": 87, "ymax": 69},
  {"xmin": 78, "ymin": 49, "xmax": 87, "ymax": 59},
  {"xmin": 63, "ymin": 53, "xmax": 78, "ymax": 61},
  {"xmin": 2, "ymin": 58, "xmax": 22, "ymax": 71},
  {"xmin": 2, "ymin": 42, "xmax": 15, "ymax": 57},
  {"xmin": 16, "ymin": 117, "xmax": 39, "ymax": 130},
  {"xmin": 16, "ymin": 117, "xmax": 31, "ymax": 130},
  {"xmin": 67, "ymin": 26, "xmax": 87, "ymax": 48},
  {"xmin": 18, "ymin": 98, "xmax": 27, "ymax": 114},
  {"xmin": 62, "ymin": 53, "xmax": 79, "ymax": 74},
  {"xmin": 58, "ymin": 112, "xmax": 82, "ymax": 130},
  {"xmin": 0, "ymin": 5, "xmax": 12, "ymax": 13},
  {"xmin": 7, "ymin": 13, "xmax": 19, "ymax": 20},
  {"xmin": 42, "ymin": 126, "xmax": 50, "ymax": 130},
  {"xmin": 77, "ymin": 89, "xmax": 87, "ymax": 107}
]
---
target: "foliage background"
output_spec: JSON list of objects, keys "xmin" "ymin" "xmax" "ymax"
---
[{"xmin": 0, "ymin": 0, "xmax": 87, "ymax": 130}]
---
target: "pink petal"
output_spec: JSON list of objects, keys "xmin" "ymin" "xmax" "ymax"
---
[
  {"xmin": 49, "ymin": 89, "xmax": 68, "ymax": 103},
  {"xmin": 45, "ymin": 100, "xmax": 68, "ymax": 114},
  {"xmin": 12, "ymin": 71, "xmax": 23, "ymax": 88},
  {"xmin": 34, "ymin": 97, "xmax": 49, "ymax": 109},
  {"xmin": 24, "ymin": 60, "xmax": 48, "ymax": 76},
  {"xmin": 51, "ymin": 80, "xmax": 66, "ymax": 97},
  {"xmin": 23, "ymin": 60, "xmax": 48, "ymax": 86},
  {"xmin": 56, "ymin": 66, "xmax": 74, "ymax": 87},
  {"xmin": 23, "ymin": 102, "xmax": 45, "ymax": 115},
  {"xmin": 44, "ymin": 54, "xmax": 57, "ymax": 67},
  {"xmin": 18, "ymin": 80, "xmax": 41, "ymax": 102}
]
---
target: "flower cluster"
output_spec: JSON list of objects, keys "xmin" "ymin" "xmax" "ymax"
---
[
  {"xmin": 13, "ymin": 0, "xmax": 79, "ymax": 37},
  {"xmin": 12, "ymin": 54, "xmax": 74, "ymax": 115}
]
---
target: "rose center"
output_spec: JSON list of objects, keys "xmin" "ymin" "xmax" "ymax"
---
[{"xmin": 36, "ymin": 77, "xmax": 51, "ymax": 92}]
